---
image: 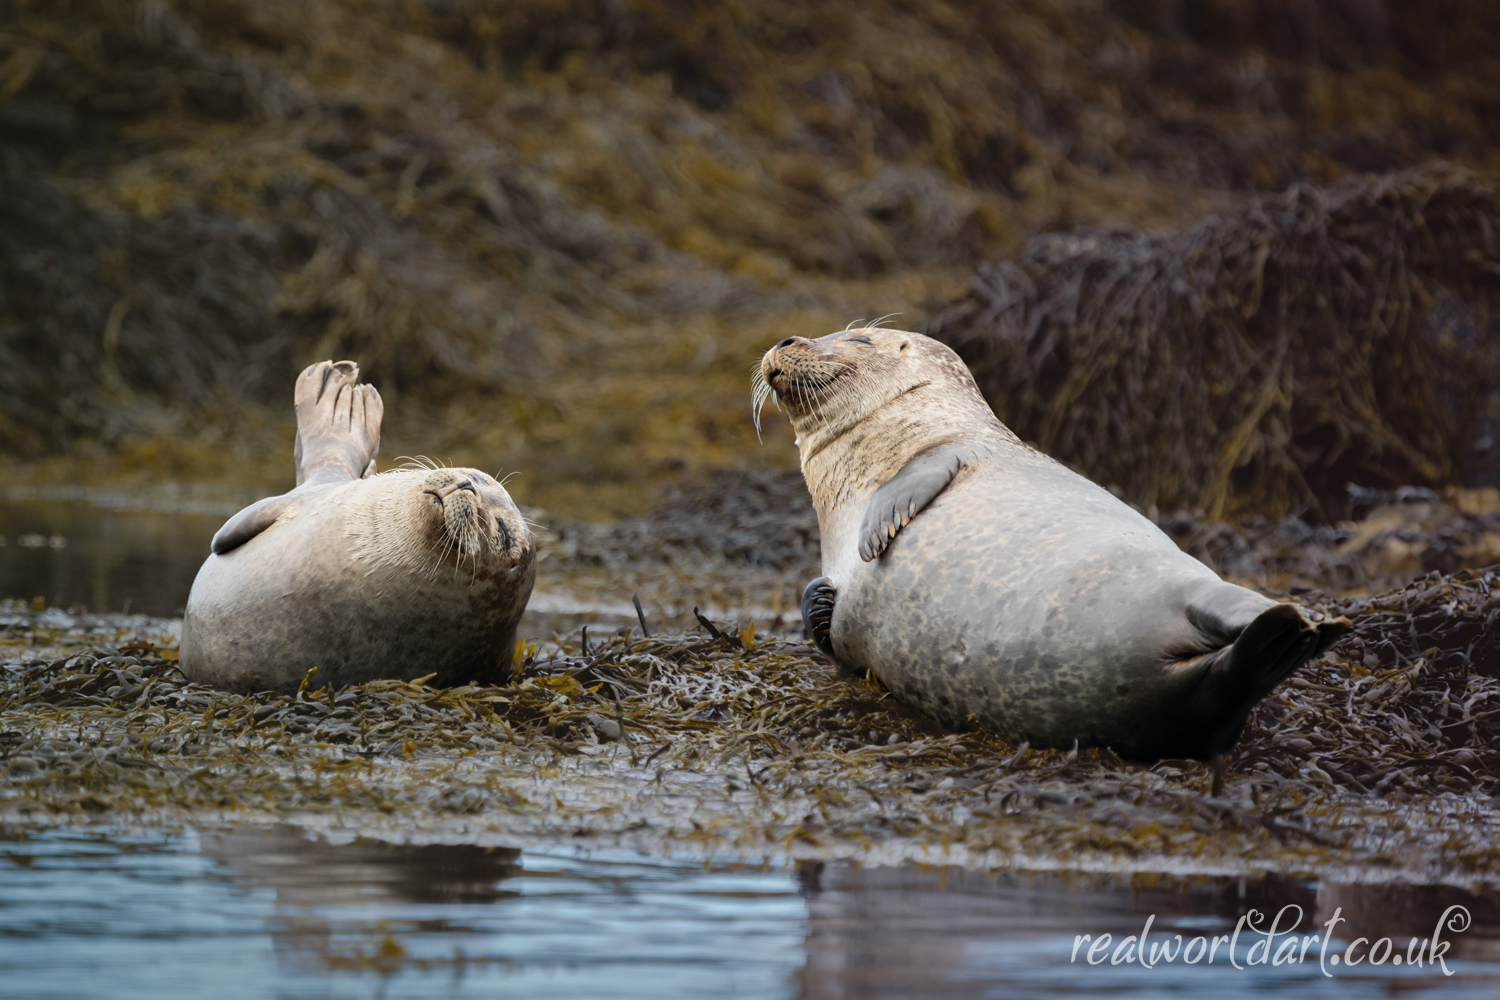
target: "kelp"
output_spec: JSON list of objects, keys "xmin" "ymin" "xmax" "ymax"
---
[
  {"xmin": 3, "ymin": 565, "xmax": 1499, "ymax": 884},
  {"xmin": 929, "ymin": 165, "xmax": 1500, "ymax": 521},
  {"xmin": 1165, "ymin": 485, "xmax": 1500, "ymax": 596}
]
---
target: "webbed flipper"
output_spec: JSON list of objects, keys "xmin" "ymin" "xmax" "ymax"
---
[
  {"xmin": 293, "ymin": 360, "xmax": 384, "ymax": 487},
  {"xmin": 1180, "ymin": 595, "xmax": 1350, "ymax": 757},
  {"xmin": 858, "ymin": 445, "xmax": 968, "ymax": 562}
]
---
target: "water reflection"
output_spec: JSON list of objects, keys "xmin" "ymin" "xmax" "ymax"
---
[
  {"xmin": 0, "ymin": 826, "xmax": 805, "ymax": 1000},
  {"xmin": 797, "ymin": 863, "xmax": 1500, "ymax": 998},
  {"xmin": 0, "ymin": 494, "xmax": 227, "ymax": 617},
  {"xmin": 4, "ymin": 826, "xmax": 1500, "ymax": 999},
  {"xmin": 202, "ymin": 828, "xmax": 525, "ymax": 979}
]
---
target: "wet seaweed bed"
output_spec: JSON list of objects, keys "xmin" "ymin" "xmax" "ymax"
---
[{"xmin": 3, "ymin": 561, "xmax": 1499, "ymax": 887}]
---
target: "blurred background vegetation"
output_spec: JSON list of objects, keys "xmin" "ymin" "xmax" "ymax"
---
[{"xmin": 2, "ymin": 0, "xmax": 1497, "ymax": 519}]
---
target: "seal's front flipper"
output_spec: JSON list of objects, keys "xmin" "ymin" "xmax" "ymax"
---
[
  {"xmin": 858, "ymin": 445, "xmax": 967, "ymax": 561},
  {"xmin": 294, "ymin": 360, "xmax": 384, "ymax": 487},
  {"xmin": 212, "ymin": 494, "xmax": 295, "ymax": 555},
  {"xmin": 801, "ymin": 577, "xmax": 839, "ymax": 663}
]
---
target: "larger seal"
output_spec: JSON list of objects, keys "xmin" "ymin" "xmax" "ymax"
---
[
  {"xmin": 758, "ymin": 328, "xmax": 1347, "ymax": 760},
  {"xmin": 181, "ymin": 361, "xmax": 535, "ymax": 693}
]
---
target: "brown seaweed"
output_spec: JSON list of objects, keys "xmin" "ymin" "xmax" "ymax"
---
[
  {"xmin": 5, "ymin": 1, "xmax": 1499, "ymax": 517},
  {"xmin": 3, "ymin": 564, "xmax": 1499, "ymax": 885},
  {"xmin": 929, "ymin": 165, "xmax": 1500, "ymax": 521}
]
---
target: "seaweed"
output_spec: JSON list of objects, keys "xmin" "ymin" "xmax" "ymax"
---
[
  {"xmin": 3, "ymin": 566, "xmax": 1499, "ymax": 884},
  {"xmin": 929, "ymin": 165, "xmax": 1500, "ymax": 520}
]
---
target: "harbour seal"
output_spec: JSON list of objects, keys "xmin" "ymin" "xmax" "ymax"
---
[
  {"xmin": 181, "ymin": 361, "xmax": 535, "ymax": 693},
  {"xmin": 757, "ymin": 328, "xmax": 1348, "ymax": 760}
]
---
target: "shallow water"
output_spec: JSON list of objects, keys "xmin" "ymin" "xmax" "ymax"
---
[
  {"xmin": 2, "ymin": 825, "xmax": 1500, "ymax": 999},
  {"xmin": 0, "ymin": 491, "xmax": 230, "ymax": 618}
]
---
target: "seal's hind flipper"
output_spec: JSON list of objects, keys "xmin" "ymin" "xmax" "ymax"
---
[
  {"xmin": 858, "ymin": 445, "xmax": 967, "ymax": 561},
  {"xmin": 294, "ymin": 360, "xmax": 384, "ymax": 487},
  {"xmin": 801, "ymin": 576, "xmax": 839, "ymax": 663},
  {"xmin": 1194, "ymin": 600, "xmax": 1350, "ymax": 699},
  {"xmin": 211, "ymin": 494, "xmax": 295, "ymax": 555},
  {"xmin": 1182, "ymin": 602, "xmax": 1350, "ymax": 757}
]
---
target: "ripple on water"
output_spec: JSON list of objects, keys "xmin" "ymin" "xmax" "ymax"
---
[{"xmin": 4, "ymin": 826, "xmax": 1500, "ymax": 1000}]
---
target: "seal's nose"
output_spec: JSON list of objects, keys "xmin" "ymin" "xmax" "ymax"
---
[
  {"xmin": 423, "ymin": 479, "xmax": 476, "ymax": 503},
  {"xmin": 776, "ymin": 337, "xmax": 797, "ymax": 349}
]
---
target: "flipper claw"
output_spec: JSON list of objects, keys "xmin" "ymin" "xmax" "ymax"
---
[{"xmin": 801, "ymin": 576, "xmax": 839, "ymax": 663}]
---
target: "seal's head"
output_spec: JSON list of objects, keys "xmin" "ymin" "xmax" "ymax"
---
[
  {"xmin": 755, "ymin": 327, "xmax": 990, "ymax": 460},
  {"xmin": 415, "ymin": 467, "xmax": 531, "ymax": 571},
  {"xmin": 343, "ymin": 464, "xmax": 535, "ymax": 590}
]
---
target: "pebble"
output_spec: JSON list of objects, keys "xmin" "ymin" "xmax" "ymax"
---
[
  {"xmin": 7, "ymin": 757, "xmax": 39, "ymax": 775},
  {"xmin": 587, "ymin": 714, "xmax": 623, "ymax": 740}
]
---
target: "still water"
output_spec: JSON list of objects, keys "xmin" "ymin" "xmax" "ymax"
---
[
  {"xmin": 0, "ymin": 487, "xmax": 236, "ymax": 618},
  {"xmin": 2, "ymin": 825, "xmax": 1500, "ymax": 999}
]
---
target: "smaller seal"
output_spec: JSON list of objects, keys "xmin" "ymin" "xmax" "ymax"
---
[
  {"xmin": 181, "ymin": 361, "xmax": 535, "ymax": 693},
  {"xmin": 758, "ymin": 327, "xmax": 1347, "ymax": 761}
]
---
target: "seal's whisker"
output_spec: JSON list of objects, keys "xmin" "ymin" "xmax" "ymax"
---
[
  {"xmin": 870, "ymin": 312, "xmax": 903, "ymax": 329},
  {"xmin": 843, "ymin": 318, "xmax": 867, "ymax": 332},
  {"xmin": 751, "ymin": 369, "xmax": 777, "ymax": 442}
]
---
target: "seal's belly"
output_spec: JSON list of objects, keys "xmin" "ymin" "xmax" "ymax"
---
[
  {"xmin": 182, "ymin": 509, "xmax": 525, "ymax": 693},
  {"xmin": 830, "ymin": 464, "xmax": 1219, "ymax": 746}
]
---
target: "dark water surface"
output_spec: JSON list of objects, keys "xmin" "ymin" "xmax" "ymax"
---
[
  {"xmin": 0, "ymin": 490, "xmax": 232, "ymax": 618},
  {"xmin": 2, "ymin": 825, "xmax": 1500, "ymax": 999}
]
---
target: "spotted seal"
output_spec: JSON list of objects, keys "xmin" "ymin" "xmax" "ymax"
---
[
  {"xmin": 181, "ymin": 361, "xmax": 535, "ymax": 693},
  {"xmin": 757, "ymin": 328, "xmax": 1347, "ymax": 760}
]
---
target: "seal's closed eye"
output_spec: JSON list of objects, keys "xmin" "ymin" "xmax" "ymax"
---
[{"xmin": 847, "ymin": 335, "xmax": 874, "ymax": 345}]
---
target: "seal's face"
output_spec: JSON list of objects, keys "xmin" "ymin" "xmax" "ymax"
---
[
  {"xmin": 418, "ymin": 467, "xmax": 530, "ymax": 569},
  {"xmin": 756, "ymin": 327, "xmax": 928, "ymax": 444}
]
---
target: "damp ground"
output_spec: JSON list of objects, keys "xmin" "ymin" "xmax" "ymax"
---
[{"xmin": 5, "ymin": 486, "xmax": 1500, "ymax": 997}]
